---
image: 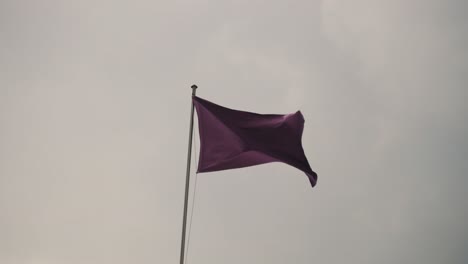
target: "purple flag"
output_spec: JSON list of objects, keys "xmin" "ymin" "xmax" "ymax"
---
[{"xmin": 193, "ymin": 96, "xmax": 317, "ymax": 187}]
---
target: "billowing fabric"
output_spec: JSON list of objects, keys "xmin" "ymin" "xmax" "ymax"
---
[{"xmin": 193, "ymin": 96, "xmax": 317, "ymax": 187}]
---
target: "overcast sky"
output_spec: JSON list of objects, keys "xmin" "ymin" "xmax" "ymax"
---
[{"xmin": 1, "ymin": 1, "xmax": 467, "ymax": 264}]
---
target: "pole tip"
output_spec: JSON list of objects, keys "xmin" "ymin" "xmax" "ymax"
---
[{"xmin": 191, "ymin": 84, "xmax": 198, "ymax": 89}]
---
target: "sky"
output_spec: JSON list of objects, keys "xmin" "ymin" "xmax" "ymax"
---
[{"xmin": 1, "ymin": 0, "xmax": 467, "ymax": 263}]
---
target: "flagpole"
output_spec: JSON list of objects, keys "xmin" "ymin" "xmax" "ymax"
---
[{"xmin": 180, "ymin": 84, "xmax": 197, "ymax": 264}]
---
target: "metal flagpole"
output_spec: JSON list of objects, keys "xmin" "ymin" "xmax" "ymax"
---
[{"xmin": 180, "ymin": 84, "xmax": 197, "ymax": 264}]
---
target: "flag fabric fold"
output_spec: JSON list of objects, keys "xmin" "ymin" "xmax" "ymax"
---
[{"xmin": 193, "ymin": 96, "xmax": 317, "ymax": 187}]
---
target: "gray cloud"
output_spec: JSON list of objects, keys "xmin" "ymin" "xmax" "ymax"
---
[{"xmin": 1, "ymin": 0, "xmax": 467, "ymax": 263}]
